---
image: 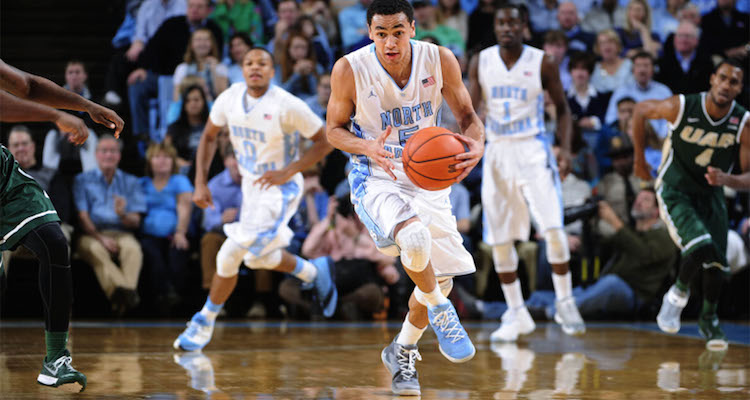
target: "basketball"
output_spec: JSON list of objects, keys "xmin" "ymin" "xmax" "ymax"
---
[{"xmin": 402, "ymin": 126, "xmax": 468, "ymax": 191}]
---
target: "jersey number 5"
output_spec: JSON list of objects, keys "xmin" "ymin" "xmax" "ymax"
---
[
  {"xmin": 399, "ymin": 126, "xmax": 419, "ymax": 146},
  {"xmin": 694, "ymin": 148, "xmax": 714, "ymax": 167}
]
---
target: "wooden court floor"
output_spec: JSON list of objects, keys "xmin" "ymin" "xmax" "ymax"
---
[{"xmin": 0, "ymin": 321, "xmax": 748, "ymax": 399}]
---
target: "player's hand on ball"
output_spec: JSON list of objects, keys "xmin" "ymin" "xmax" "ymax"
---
[
  {"xmin": 54, "ymin": 112, "xmax": 89, "ymax": 146},
  {"xmin": 255, "ymin": 169, "xmax": 293, "ymax": 190},
  {"xmin": 705, "ymin": 166, "xmax": 728, "ymax": 186},
  {"xmin": 369, "ymin": 126, "xmax": 397, "ymax": 180},
  {"xmin": 452, "ymin": 133, "xmax": 483, "ymax": 182},
  {"xmin": 633, "ymin": 159, "xmax": 652, "ymax": 181},
  {"xmin": 193, "ymin": 184, "xmax": 214, "ymax": 209}
]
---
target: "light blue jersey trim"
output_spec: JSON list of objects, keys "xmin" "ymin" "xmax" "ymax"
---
[
  {"xmin": 371, "ymin": 41, "xmax": 416, "ymax": 92},
  {"xmin": 535, "ymin": 133, "xmax": 564, "ymax": 227},
  {"xmin": 246, "ymin": 180, "xmax": 300, "ymax": 256}
]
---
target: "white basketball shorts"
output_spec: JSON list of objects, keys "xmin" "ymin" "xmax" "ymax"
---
[
  {"xmin": 223, "ymin": 173, "xmax": 302, "ymax": 258},
  {"xmin": 350, "ymin": 174, "xmax": 475, "ymax": 277},
  {"xmin": 482, "ymin": 134, "xmax": 564, "ymax": 246}
]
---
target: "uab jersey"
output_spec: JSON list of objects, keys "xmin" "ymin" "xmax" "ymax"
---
[{"xmin": 657, "ymin": 93, "xmax": 749, "ymax": 192}]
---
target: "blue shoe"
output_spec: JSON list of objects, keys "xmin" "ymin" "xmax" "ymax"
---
[
  {"xmin": 427, "ymin": 302, "xmax": 475, "ymax": 363},
  {"xmin": 173, "ymin": 312, "xmax": 215, "ymax": 351},
  {"xmin": 311, "ymin": 257, "xmax": 338, "ymax": 318}
]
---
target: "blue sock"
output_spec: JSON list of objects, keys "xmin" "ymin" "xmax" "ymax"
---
[
  {"xmin": 292, "ymin": 256, "xmax": 317, "ymax": 283},
  {"xmin": 199, "ymin": 298, "xmax": 223, "ymax": 322}
]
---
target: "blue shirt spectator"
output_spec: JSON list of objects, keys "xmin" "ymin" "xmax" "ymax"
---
[
  {"xmin": 133, "ymin": 0, "xmax": 187, "ymax": 45},
  {"xmin": 140, "ymin": 174, "xmax": 194, "ymax": 237},
  {"xmin": 203, "ymin": 168, "xmax": 242, "ymax": 232},
  {"xmin": 527, "ymin": 0, "xmax": 561, "ymax": 33},
  {"xmin": 338, "ymin": 0, "xmax": 369, "ymax": 50},
  {"xmin": 605, "ymin": 52, "xmax": 671, "ymax": 138},
  {"xmin": 74, "ymin": 169, "xmax": 146, "ymax": 231},
  {"xmin": 450, "ymin": 183, "xmax": 471, "ymax": 223}
]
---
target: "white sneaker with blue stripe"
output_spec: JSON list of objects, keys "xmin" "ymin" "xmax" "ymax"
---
[
  {"xmin": 174, "ymin": 312, "xmax": 215, "ymax": 351},
  {"xmin": 428, "ymin": 302, "xmax": 475, "ymax": 363}
]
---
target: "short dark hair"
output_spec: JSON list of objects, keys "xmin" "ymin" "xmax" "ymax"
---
[
  {"xmin": 714, "ymin": 57, "xmax": 745, "ymax": 74},
  {"xmin": 568, "ymin": 51, "xmax": 594, "ymax": 74},
  {"xmin": 367, "ymin": 0, "xmax": 414, "ymax": 26},
  {"xmin": 229, "ymin": 32, "xmax": 254, "ymax": 48},
  {"xmin": 246, "ymin": 46, "xmax": 275, "ymax": 66},
  {"xmin": 617, "ymin": 96, "xmax": 636, "ymax": 107},
  {"xmin": 631, "ymin": 50, "xmax": 654, "ymax": 64},
  {"xmin": 544, "ymin": 30, "xmax": 568, "ymax": 46}
]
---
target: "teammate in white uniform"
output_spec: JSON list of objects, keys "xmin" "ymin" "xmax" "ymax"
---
[
  {"xmin": 469, "ymin": 3, "xmax": 585, "ymax": 342},
  {"xmin": 174, "ymin": 48, "xmax": 337, "ymax": 351},
  {"xmin": 327, "ymin": 0, "xmax": 484, "ymax": 395}
]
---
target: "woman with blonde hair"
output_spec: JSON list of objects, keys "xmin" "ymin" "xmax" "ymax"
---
[
  {"xmin": 615, "ymin": 0, "xmax": 661, "ymax": 58},
  {"xmin": 172, "ymin": 28, "xmax": 228, "ymax": 100},
  {"xmin": 139, "ymin": 142, "xmax": 194, "ymax": 314},
  {"xmin": 591, "ymin": 29, "xmax": 633, "ymax": 94}
]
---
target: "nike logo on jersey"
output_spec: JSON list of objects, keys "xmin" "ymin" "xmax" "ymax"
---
[{"xmin": 687, "ymin": 117, "xmax": 700, "ymax": 122}]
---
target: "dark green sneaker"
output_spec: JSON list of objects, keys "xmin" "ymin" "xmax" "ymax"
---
[
  {"xmin": 698, "ymin": 313, "xmax": 728, "ymax": 351},
  {"xmin": 37, "ymin": 350, "xmax": 87, "ymax": 392}
]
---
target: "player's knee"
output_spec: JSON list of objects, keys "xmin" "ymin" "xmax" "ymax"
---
[
  {"xmin": 245, "ymin": 250, "xmax": 282, "ymax": 270},
  {"xmin": 544, "ymin": 228, "xmax": 570, "ymax": 264},
  {"xmin": 396, "ymin": 222, "xmax": 431, "ymax": 272},
  {"xmin": 492, "ymin": 243, "xmax": 518, "ymax": 273},
  {"xmin": 438, "ymin": 278, "xmax": 453, "ymax": 297},
  {"xmin": 216, "ymin": 240, "xmax": 246, "ymax": 278}
]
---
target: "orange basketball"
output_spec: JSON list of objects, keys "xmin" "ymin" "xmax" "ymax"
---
[{"xmin": 402, "ymin": 126, "xmax": 468, "ymax": 191}]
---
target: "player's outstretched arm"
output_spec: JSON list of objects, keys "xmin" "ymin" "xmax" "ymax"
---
[
  {"xmin": 632, "ymin": 96, "xmax": 680, "ymax": 180},
  {"xmin": 0, "ymin": 90, "xmax": 90, "ymax": 145},
  {"xmin": 439, "ymin": 46, "xmax": 484, "ymax": 182},
  {"xmin": 541, "ymin": 54, "xmax": 573, "ymax": 155},
  {"xmin": 193, "ymin": 120, "xmax": 224, "ymax": 209},
  {"xmin": 705, "ymin": 118, "xmax": 750, "ymax": 189},
  {"xmin": 326, "ymin": 57, "xmax": 397, "ymax": 180},
  {"xmin": 0, "ymin": 59, "xmax": 123, "ymax": 137}
]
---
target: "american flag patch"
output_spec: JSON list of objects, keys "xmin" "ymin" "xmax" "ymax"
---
[
  {"xmin": 730, "ymin": 116, "xmax": 739, "ymax": 124},
  {"xmin": 422, "ymin": 76, "xmax": 436, "ymax": 87},
  {"xmin": 264, "ymin": 113, "xmax": 272, "ymax": 120},
  {"xmin": 523, "ymin": 71, "xmax": 532, "ymax": 76}
]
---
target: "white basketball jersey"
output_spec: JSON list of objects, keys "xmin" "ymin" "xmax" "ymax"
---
[
  {"xmin": 345, "ymin": 40, "xmax": 445, "ymax": 193},
  {"xmin": 209, "ymin": 83, "xmax": 323, "ymax": 179},
  {"xmin": 478, "ymin": 45, "xmax": 545, "ymax": 140}
]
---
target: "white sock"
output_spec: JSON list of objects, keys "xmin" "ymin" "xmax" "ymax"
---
[
  {"xmin": 415, "ymin": 285, "xmax": 449, "ymax": 307},
  {"xmin": 552, "ymin": 271, "xmax": 573, "ymax": 300},
  {"xmin": 396, "ymin": 315, "xmax": 426, "ymax": 345},
  {"xmin": 291, "ymin": 257, "xmax": 318, "ymax": 283},
  {"xmin": 501, "ymin": 280, "xmax": 524, "ymax": 309}
]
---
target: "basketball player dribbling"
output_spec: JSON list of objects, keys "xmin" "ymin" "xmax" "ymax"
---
[
  {"xmin": 326, "ymin": 0, "xmax": 484, "ymax": 395},
  {"xmin": 468, "ymin": 3, "xmax": 585, "ymax": 342}
]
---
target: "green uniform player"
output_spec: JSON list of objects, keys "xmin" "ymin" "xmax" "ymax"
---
[
  {"xmin": 1, "ymin": 145, "xmax": 60, "ymax": 255},
  {"xmin": 633, "ymin": 59, "xmax": 750, "ymax": 351},
  {"xmin": 0, "ymin": 58, "xmax": 123, "ymax": 391}
]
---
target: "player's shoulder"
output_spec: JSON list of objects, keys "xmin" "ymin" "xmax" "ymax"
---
[{"xmin": 216, "ymin": 82, "xmax": 246, "ymax": 101}]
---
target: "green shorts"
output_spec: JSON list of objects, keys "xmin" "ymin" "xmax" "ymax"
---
[
  {"xmin": 656, "ymin": 183, "xmax": 727, "ymax": 267},
  {"xmin": 0, "ymin": 170, "xmax": 59, "ymax": 252}
]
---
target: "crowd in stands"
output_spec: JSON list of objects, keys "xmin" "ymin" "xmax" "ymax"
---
[{"xmin": 2, "ymin": 0, "xmax": 749, "ymax": 322}]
